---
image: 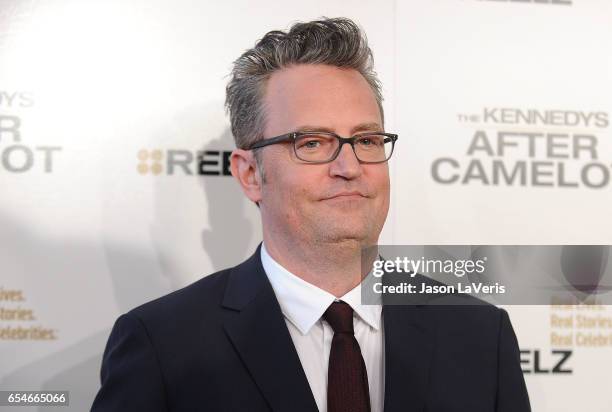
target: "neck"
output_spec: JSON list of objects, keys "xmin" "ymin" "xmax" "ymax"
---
[{"xmin": 263, "ymin": 233, "xmax": 376, "ymax": 297}]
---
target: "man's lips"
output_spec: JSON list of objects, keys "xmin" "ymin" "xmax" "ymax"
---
[{"xmin": 322, "ymin": 191, "xmax": 368, "ymax": 200}]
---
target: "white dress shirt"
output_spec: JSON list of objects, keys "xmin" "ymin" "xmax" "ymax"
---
[{"xmin": 261, "ymin": 243, "xmax": 385, "ymax": 412}]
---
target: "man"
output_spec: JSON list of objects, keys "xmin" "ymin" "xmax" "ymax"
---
[{"xmin": 92, "ymin": 18, "xmax": 530, "ymax": 412}]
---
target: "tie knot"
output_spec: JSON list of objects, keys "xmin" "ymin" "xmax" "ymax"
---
[{"xmin": 323, "ymin": 301, "xmax": 354, "ymax": 334}]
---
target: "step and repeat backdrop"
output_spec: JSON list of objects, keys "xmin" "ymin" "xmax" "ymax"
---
[{"xmin": 1, "ymin": 0, "xmax": 611, "ymax": 410}]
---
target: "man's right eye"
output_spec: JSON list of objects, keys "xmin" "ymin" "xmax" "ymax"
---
[
  {"xmin": 303, "ymin": 140, "xmax": 321, "ymax": 149},
  {"xmin": 297, "ymin": 136, "xmax": 329, "ymax": 150}
]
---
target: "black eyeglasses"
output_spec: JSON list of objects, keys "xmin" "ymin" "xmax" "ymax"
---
[{"xmin": 248, "ymin": 131, "xmax": 398, "ymax": 164}]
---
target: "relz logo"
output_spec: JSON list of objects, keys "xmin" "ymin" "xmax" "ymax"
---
[
  {"xmin": 478, "ymin": 0, "xmax": 572, "ymax": 5},
  {"xmin": 520, "ymin": 349, "xmax": 572, "ymax": 374},
  {"xmin": 137, "ymin": 149, "xmax": 232, "ymax": 176}
]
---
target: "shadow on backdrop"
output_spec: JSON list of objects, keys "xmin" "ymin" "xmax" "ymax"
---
[{"xmin": 2, "ymin": 103, "xmax": 260, "ymax": 411}]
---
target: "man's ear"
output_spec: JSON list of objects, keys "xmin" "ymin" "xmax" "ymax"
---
[{"xmin": 230, "ymin": 149, "xmax": 263, "ymax": 205}]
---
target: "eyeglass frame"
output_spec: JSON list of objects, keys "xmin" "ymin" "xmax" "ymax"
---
[{"xmin": 247, "ymin": 131, "xmax": 399, "ymax": 164}]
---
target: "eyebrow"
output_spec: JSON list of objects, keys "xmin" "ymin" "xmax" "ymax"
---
[{"xmin": 295, "ymin": 122, "xmax": 383, "ymax": 135}]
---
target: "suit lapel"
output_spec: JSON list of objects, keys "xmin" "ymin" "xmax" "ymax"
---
[
  {"xmin": 222, "ymin": 245, "xmax": 318, "ymax": 412},
  {"xmin": 383, "ymin": 303, "xmax": 435, "ymax": 412}
]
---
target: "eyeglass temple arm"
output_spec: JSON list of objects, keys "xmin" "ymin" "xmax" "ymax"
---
[
  {"xmin": 383, "ymin": 135, "xmax": 398, "ymax": 143},
  {"xmin": 249, "ymin": 133, "xmax": 295, "ymax": 150}
]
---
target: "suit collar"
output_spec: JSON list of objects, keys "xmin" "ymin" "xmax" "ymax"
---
[
  {"xmin": 221, "ymin": 244, "xmax": 318, "ymax": 412},
  {"xmin": 382, "ymin": 298, "xmax": 435, "ymax": 412},
  {"xmin": 221, "ymin": 243, "xmax": 268, "ymax": 311}
]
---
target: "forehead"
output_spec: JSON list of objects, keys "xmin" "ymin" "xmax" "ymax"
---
[{"xmin": 262, "ymin": 64, "xmax": 381, "ymax": 136}]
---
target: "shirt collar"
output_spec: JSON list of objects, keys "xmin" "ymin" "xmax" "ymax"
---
[
  {"xmin": 261, "ymin": 242, "xmax": 382, "ymax": 335},
  {"xmin": 341, "ymin": 281, "xmax": 382, "ymax": 331}
]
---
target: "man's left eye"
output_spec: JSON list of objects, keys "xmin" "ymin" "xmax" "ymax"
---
[{"xmin": 356, "ymin": 137, "xmax": 375, "ymax": 146}]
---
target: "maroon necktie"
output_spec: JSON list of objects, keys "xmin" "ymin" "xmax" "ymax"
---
[{"xmin": 324, "ymin": 301, "xmax": 371, "ymax": 412}]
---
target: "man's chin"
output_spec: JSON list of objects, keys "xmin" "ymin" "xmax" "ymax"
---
[{"xmin": 315, "ymin": 226, "xmax": 373, "ymax": 244}]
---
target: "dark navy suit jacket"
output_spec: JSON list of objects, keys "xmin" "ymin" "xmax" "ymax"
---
[{"xmin": 91, "ymin": 244, "xmax": 530, "ymax": 411}]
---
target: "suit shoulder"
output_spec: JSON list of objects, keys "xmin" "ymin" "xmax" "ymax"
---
[
  {"xmin": 426, "ymin": 300, "xmax": 507, "ymax": 343},
  {"xmin": 127, "ymin": 267, "xmax": 232, "ymax": 325}
]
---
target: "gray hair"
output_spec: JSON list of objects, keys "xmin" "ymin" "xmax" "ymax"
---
[{"xmin": 225, "ymin": 17, "xmax": 384, "ymax": 153}]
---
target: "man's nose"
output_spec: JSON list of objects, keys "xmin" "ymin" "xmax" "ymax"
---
[{"xmin": 328, "ymin": 142, "xmax": 362, "ymax": 179}]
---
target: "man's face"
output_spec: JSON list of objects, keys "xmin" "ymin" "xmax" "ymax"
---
[{"xmin": 258, "ymin": 64, "xmax": 390, "ymax": 246}]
